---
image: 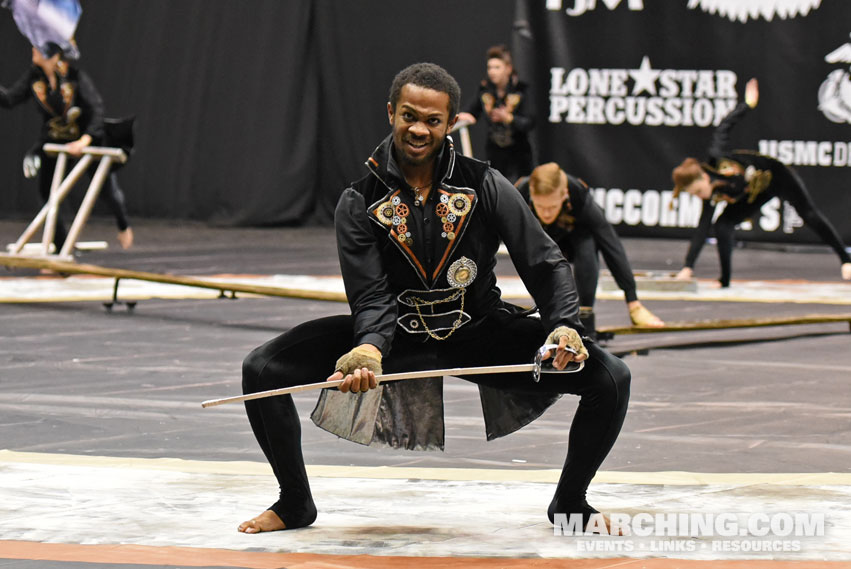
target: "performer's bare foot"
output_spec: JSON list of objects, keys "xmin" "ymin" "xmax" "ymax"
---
[
  {"xmin": 549, "ymin": 499, "xmax": 628, "ymax": 535},
  {"xmin": 841, "ymin": 262, "xmax": 851, "ymax": 281},
  {"xmin": 628, "ymin": 301, "xmax": 664, "ymax": 327},
  {"xmin": 117, "ymin": 227, "xmax": 134, "ymax": 250},
  {"xmin": 674, "ymin": 267, "xmax": 693, "ymax": 281},
  {"xmin": 585, "ymin": 512, "xmax": 628, "ymax": 536},
  {"xmin": 238, "ymin": 509, "xmax": 286, "ymax": 533}
]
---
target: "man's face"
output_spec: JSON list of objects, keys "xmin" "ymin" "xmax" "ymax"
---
[
  {"xmin": 31, "ymin": 46, "xmax": 59, "ymax": 71},
  {"xmin": 486, "ymin": 58, "xmax": 512, "ymax": 89},
  {"xmin": 388, "ymin": 84, "xmax": 457, "ymax": 168},
  {"xmin": 531, "ymin": 186, "xmax": 567, "ymax": 225}
]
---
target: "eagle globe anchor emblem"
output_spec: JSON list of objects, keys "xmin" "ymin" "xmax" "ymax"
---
[{"xmin": 819, "ymin": 33, "xmax": 851, "ymax": 124}]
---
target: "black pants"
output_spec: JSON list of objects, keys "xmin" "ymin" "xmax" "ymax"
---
[
  {"xmin": 486, "ymin": 142, "xmax": 532, "ymax": 184},
  {"xmin": 713, "ymin": 168, "xmax": 851, "ymax": 287},
  {"xmin": 242, "ymin": 313, "xmax": 630, "ymax": 528},
  {"xmin": 565, "ymin": 203, "xmax": 639, "ymax": 307},
  {"xmin": 38, "ymin": 153, "xmax": 130, "ymax": 250}
]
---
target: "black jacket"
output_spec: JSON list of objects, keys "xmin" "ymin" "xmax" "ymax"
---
[
  {"xmin": 463, "ymin": 76, "xmax": 534, "ymax": 152},
  {"xmin": 310, "ymin": 134, "xmax": 582, "ymax": 451},
  {"xmin": 335, "ymin": 134, "xmax": 581, "ymax": 355},
  {"xmin": 0, "ymin": 63, "xmax": 105, "ymax": 146}
]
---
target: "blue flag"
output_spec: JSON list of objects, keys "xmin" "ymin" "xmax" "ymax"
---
[{"xmin": 2, "ymin": 0, "xmax": 82, "ymax": 59}]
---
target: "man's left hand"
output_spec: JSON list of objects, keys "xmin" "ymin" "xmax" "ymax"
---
[{"xmin": 543, "ymin": 326, "xmax": 588, "ymax": 369}]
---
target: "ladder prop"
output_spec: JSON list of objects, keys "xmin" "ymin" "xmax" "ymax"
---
[{"xmin": 6, "ymin": 143, "xmax": 127, "ymax": 261}]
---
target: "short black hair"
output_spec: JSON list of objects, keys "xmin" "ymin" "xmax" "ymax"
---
[
  {"xmin": 40, "ymin": 42, "xmax": 64, "ymax": 59},
  {"xmin": 388, "ymin": 62, "xmax": 461, "ymax": 118}
]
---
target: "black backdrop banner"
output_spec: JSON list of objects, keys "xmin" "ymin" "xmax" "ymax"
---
[
  {"xmin": 515, "ymin": 0, "xmax": 851, "ymax": 244},
  {"xmin": 0, "ymin": 0, "xmax": 515, "ymax": 226}
]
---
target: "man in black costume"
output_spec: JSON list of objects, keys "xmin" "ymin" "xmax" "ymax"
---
[
  {"xmin": 516, "ymin": 163, "xmax": 664, "ymax": 335},
  {"xmin": 238, "ymin": 63, "xmax": 630, "ymax": 534}
]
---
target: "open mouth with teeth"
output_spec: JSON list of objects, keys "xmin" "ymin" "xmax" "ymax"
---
[{"xmin": 406, "ymin": 139, "xmax": 430, "ymax": 152}]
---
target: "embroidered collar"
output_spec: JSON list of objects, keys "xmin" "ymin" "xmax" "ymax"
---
[{"xmin": 365, "ymin": 135, "xmax": 475, "ymax": 288}]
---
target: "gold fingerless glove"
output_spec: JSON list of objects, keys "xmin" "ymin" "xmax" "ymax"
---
[
  {"xmin": 545, "ymin": 326, "xmax": 589, "ymax": 359},
  {"xmin": 334, "ymin": 345, "xmax": 383, "ymax": 376}
]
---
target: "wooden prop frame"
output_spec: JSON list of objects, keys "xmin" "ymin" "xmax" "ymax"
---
[{"xmin": 6, "ymin": 143, "xmax": 127, "ymax": 261}]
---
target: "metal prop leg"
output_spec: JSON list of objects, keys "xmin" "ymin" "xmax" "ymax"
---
[{"xmin": 102, "ymin": 277, "xmax": 136, "ymax": 313}]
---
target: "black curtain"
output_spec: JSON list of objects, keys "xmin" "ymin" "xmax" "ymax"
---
[{"xmin": 0, "ymin": 0, "xmax": 516, "ymax": 225}]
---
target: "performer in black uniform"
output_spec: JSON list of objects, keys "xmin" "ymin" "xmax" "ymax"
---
[
  {"xmin": 0, "ymin": 43, "xmax": 133, "ymax": 250},
  {"xmin": 238, "ymin": 63, "xmax": 630, "ymax": 535},
  {"xmin": 457, "ymin": 45, "xmax": 534, "ymax": 183},
  {"xmin": 672, "ymin": 78, "xmax": 851, "ymax": 286},
  {"xmin": 516, "ymin": 163, "xmax": 664, "ymax": 334}
]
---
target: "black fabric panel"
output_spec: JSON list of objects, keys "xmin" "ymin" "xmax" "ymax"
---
[{"xmin": 0, "ymin": 0, "xmax": 515, "ymax": 225}]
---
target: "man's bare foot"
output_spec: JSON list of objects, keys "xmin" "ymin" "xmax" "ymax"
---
[
  {"xmin": 674, "ymin": 267, "xmax": 694, "ymax": 281},
  {"xmin": 842, "ymin": 262, "xmax": 851, "ymax": 281},
  {"xmin": 585, "ymin": 512, "xmax": 629, "ymax": 535},
  {"xmin": 238, "ymin": 509, "xmax": 286, "ymax": 534},
  {"xmin": 117, "ymin": 227, "xmax": 133, "ymax": 250}
]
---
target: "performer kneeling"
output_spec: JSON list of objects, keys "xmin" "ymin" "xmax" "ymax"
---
[
  {"xmin": 516, "ymin": 164, "xmax": 664, "ymax": 336},
  {"xmin": 672, "ymin": 78, "xmax": 851, "ymax": 287},
  {"xmin": 239, "ymin": 63, "xmax": 630, "ymax": 534}
]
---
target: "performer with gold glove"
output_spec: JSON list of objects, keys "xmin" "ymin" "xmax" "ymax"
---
[
  {"xmin": 517, "ymin": 163, "xmax": 665, "ymax": 336},
  {"xmin": 238, "ymin": 63, "xmax": 630, "ymax": 535},
  {"xmin": 672, "ymin": 78, "xmax": 851, "ymax": 287}
]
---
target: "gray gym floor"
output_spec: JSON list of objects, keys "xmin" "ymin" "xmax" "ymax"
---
[{"xmin": 1, "ymin": 218, "xmax": 849, "ymax": 568}]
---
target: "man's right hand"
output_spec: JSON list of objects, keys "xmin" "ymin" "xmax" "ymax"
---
[
  {"xmin": 327, "ymin": 344, "xmax": 382, "ymax": 393},
  {"xmin": 327, "ymin": 367, "xmax": 378, "ymax": 394},
  {"xmin": 456, "ymin": 112, "xmax": 477, "ymax": 125}
]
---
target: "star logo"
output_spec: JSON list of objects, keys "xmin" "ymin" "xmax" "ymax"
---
[{"xmin": 629, "ymin": 56, "xmax": 660, "ymax": 96}]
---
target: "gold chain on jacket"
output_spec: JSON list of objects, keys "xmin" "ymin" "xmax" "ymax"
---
[{"xmin": 409, "ymin": 289, "xmax": 466, "ymax": 341}]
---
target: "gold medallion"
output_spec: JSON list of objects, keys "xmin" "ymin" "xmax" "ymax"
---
[
  {"xmin": 376, "ymin": 201, "xmax": 395, "ymax": 225},
  {"xmin": 448, "ymin": 194, "xmax": 471, "ymax": 217},
  {"xmin": 447, "ymin": 256, "xmax": 477, "ymax": 288}
]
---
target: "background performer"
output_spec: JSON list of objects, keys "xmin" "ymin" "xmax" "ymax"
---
[
  {"xmin": 672, "ymin": 79, "xmax": 850, "ymax": 287},
  {"xmin": 1, "ymin": 43, "xmax": 133, "ymax": 251},
  {"xmin": 517, "ymin": 163, "xmax": 664, "ymax": 336},
  {"xmin": 457, "ymin": 45, "xmax": 534, "ymax": 183}
]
